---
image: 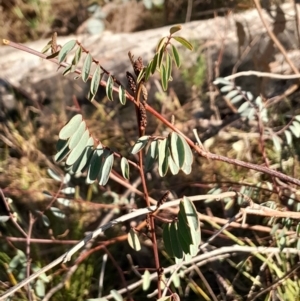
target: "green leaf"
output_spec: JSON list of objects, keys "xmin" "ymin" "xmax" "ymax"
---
[
  {"xmin": 181, "ymin": 197, "xmax": 201, "ymax": 256},
  {"xmin": 72, "ymin": 46, "xmax": 82, "ymax": 66},
  {"xmin": 56, "ymin": 138, "xmax": 68, "ymax": 152},
  {"xmin": 120, "ymin": 157, "xmax": 130, "ymax": 180},
  {"xmin": 110, "ymin": 290, "xmax": 123, "ymax": 301},
  {"xmin": 284, "ymin": 130, "xmax": 292, "ymax": 145},
  {"xmin": 238, "ymin": 101, "xmax": 250, "ymax": 113},
  {"xmin": 290, "ymin": 124, "xmax": 300, "ymax": 138},
  {"xmin": 131, "ymin": 135, "xmax": 150, "ymax": 154},
  {"xmin": 71, "ymin": 136, "xmax": 94, "ymax": 174},
  {"xmin": 230, "ymin": 94, "xmax": 244, "ymax": 104},
  {"xmin": 178, "ymin": 134, "xmax": 193, "ymax": 166},
  {"xmin": 0, "ymin": 216, "xmax": 10, "ymax": 223},
  {"xmin": 68, "ymin": 121, "xmax": 86, "ymax": 149},
  {"xmin": 172, "ymin": 274, "xmax": 181, "ymax": 289},
  {"xmin": 50, "ymin": 207, "xmax": 66, "ymax": 219},
  {"xmin": 168, "ymin": 155, "xmax": 179, "ymax": 175},
  {"xmin": 272, "ymin": 135, "xmax": 281, "ymax": 152},
  {"xmin": 145, "ymin": 140, "xmax": 158, "ymax": 171},
  {"xmin": 9, "ymin": 250, "xmax": 26, "ymax": 270},
  {"xmin": 293, "ymin": 121, "xmax": 300, "ymax": 136},
  {"xmin": 178, "ymin": 204, "xmax": 193, "ymax": 247},
  {"xmin": 173, "ymin": 36, "xmax": 193, "ymax": 50},
  {"xmin": 46, "ymin": 51, "xmax": 59, "ymax": 59},
  {"xmin": 58, "ymin": 40, "xmax": 77, "ymax": 63},
  {"xmin": 181, "ymin": 162, "xmax": 192, "ymax": 175},
  {"xmin": 88, "ymin": 91, "xmax": 96, "ymax": 103},
  {"xmin": 169, "ymin": 222, "xmax": 183, "ymax": 259},
  {"xmin": 128, "ymin": 228, "xmax": 141, "ymax": 251},
  {"xmin": 165, "ymin": 51, "xmax": 172, "ymax": 81},
  {"xmin": 142, "ymin": 270, "xmax": 151, "ymax": 291},
  {"xmin": 182, "ymin": 196, "xmax": 199, "ymax": 231},
  {"xmin": 106, "ymin": 75, "xmax": 114, "ymax": 101},
  {"xmin": 90, "ymin": 65, "xmax": 101, "ymax": 97},
  {"xmin": 171, "ymin": 44, "xmax": 180, "ymax": 67},
  {"xmin": 86, "ymin": 144, "xmax": 104, "ymax": 184},
  {"xmin": 144, "ymin": 60, "xmax": 152, "ymax": 81},
  {"xmin": 66, "ymin": 129, "xmax": 90, "ymax": 166},
  {"xmin": 82, "ymin": 53, "xmax": 92, "ymax": 82},
  {"xmin": 118, "ymin": 85, "xmax": 126, "ymax": 105},
  {"xmin": 157, "ymin": 49, "xmax": 164, "ymax": 69},
  {"xmin": 220, "ymin": 85, "xmax": 234, "ymax": 93},
  {"xmin": 169, "ymin": 132, "xmax": 185, "ymax": 168},
  {"xmin": 158, "ymin": 138, "xmax": 169, "ymax": 177},
  {"xmin": 59, "ymin": 114, "xmax": 83, "ymax": 140},
  {"xmin": 213, "ymin": 77, "xmax": 231, "ymax": 86},
  {"xmin": 156, "ymin": 37, "xmax": 167, "ymax": 53},
  {"xmin": 161, "ymin": 64, "xmax": 168, "ymax": 91},
  {"xmin": 54, "ymin": 140, "xmax": 70, "ymax": 163},
  {"xmin": 176, "ymin": 212, "xmax": 191, "ymax": 254},
  {"xmin": 62, "ymin": 65, "xmax": 72, "ymax": 76},
  {"xmin": 169, "ymin": 24, "xmax": 182, "ymax": 35},
  {"xmin": 99, "ymin": 149, "xmax": 114, "ymax": 186},
  {"xmin": 162, "ymin": 223, "xmax": 174, "ymax": 257},
  {"xmin": 136, "ymin": 68, "xmax": 145, "ymax": 84},
  {"xmin": 151, "ymin": 53, "xmax": 158, "ymax": 74},
  {"xmin": 34, "ymin": 279, "xmax": 45, "ymax": 298}
]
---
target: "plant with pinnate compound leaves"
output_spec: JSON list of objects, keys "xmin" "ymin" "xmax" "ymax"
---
[
  {"xmin": 214, "ymin": 77, "xmax": 300, "ymax": 152},
  {"xmin": 3, "ymin": 22, "xmax": 300, "ymax": 301},
  {"xmin": 1, "ymin": 25, "xmax": 200, "ymax": 301}
]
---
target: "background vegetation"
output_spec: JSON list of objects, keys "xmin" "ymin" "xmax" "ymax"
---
[{"xmin": 1, "ymin": 0, "xmax": 300, "ymax": 301}]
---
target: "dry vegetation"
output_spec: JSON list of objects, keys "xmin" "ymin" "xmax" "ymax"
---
[{"xmin": 1, "ymin": 1, "xmax": 300, "ymax": 301}]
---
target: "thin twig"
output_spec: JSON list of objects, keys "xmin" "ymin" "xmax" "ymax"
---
[
  {"xmin": 253, "ymin": 0, "xmax": 299, "ymax": 75},
  {"xmin": 250, "ymin": 262, "xmax": 300, "ymax": 301},
  {"xmin": 0, "ymin": 192, "xmax": 236, "ymax": 300},
  {"xmin": 4, "ymin": 39, "xmax": 300, "ymax": 187},
  {"xmin": 26, "ymin": 213, "xmax": 34, "ymax": 301},
  {"xmin": 225, "ymin": 70, "xmax": 300, "ymax": 81},
  {"xmin": 103, "ymin": 246, "xmax": 300, "ymax": 299}
]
